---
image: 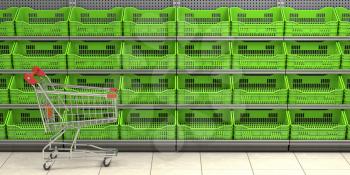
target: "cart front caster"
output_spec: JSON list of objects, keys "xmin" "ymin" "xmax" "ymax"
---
[
  {"xmin": 103, "ymin": 157, "xmax": 112, "ymax": 167},
  {"xmin": 43, "ymin": 162, "xmax": 52, "ymax": 170},
  {"xmin": 50, "ymin": 153, "xmax": 58, "ymax": 159}
]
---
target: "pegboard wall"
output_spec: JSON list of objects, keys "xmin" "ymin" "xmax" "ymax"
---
[{"xmin": 1, "ymin": 0, "xmax": 350, "ymax": 10}]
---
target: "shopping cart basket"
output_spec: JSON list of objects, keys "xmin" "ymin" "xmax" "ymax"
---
[{"xmin": 24, "ymin": 66, "xmax": 118, "ymax": 170}]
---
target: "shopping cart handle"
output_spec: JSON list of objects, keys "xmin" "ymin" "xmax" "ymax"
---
[
  {"xmin": 32, "ymin": 66, "xmax": 46, "ymax": 76},
  {"xmin": 24, "ymin": 73, "xmax": 37, "ymax": 85}
]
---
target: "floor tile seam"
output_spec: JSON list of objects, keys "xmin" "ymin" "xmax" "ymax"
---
[
  {"xmin": 149, "ymin": 152, "xmax": 154, "ymax": 175},
  {"xmin": 293, "ymin": 152, "xmax": 307, "ymax": 175},
  {"xmin": 0, "ymin": 152, "xmax": 12, "ymax": 169},
  {"xmin": 246, "ymin": 152, "xmax": 255, "ymax": 175}
]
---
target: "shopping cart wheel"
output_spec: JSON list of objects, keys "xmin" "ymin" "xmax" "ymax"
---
[
  {"xmin": 103, "ymin": 157, "xmax": 112, "ymax": 167},
  {"xmin": 43, "ymin": 162, "xmax": 52, "ymax": 170},
  {"xmin": 50, "ymin": 153, "xmax": 58, "ymax": 159}
]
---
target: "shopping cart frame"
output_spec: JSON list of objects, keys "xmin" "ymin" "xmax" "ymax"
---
[{"xmin": 24, "ymin": 66, "xmax": 119, "ymax": 170}]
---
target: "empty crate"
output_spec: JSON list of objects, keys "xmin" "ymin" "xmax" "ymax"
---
[
  {"xmin": 0, "ymin": 75, "xmax": 12, "ymax": 104},
  {"xmin": 15, "ymin": 7, "xmax": 70, "ymax": 36},
  {"xmin": 120, "ymin": 75, "xmax": 176, "ymax": 104},
  {"xmin": 285, "ymin": 41, "xmax": 341, "ymax": 69},
  {"xmin": 177, "ymin": 109, "xmax": 233, "ymax": 140},
  {"xmin": 283, "ymin": 7, "xmax": 338, "ymax": 36},
  {"xmin": 230, "ymin": 7, "xmax": 284, "ymax": 36},
  {"xmin": 290, "ymin": 109, "xmax": 347, "ymax": 140},
  {"xmin": 119, "ymin": 109, "xmax": 176, "ymax": 140},
  {"xmin": 0, "ymin": 7, "xmax": 18, "ymax": 36},
  {"xmin": 123, "ymin": 7, "xmax": 176, "ymax": 36},
  {"xmin": 177, "ymin": 7, "xmax": 230, "ymax": 36},
  {"xmin": 122, "ymin": 41, "xmax": 176, "ymax": 70},
  {"xmin": 342, "ymin": 75, "xmax": 350, "ymax": 103},
  {"xmin": 12, "ymin": 41, "xmax": 68, "ymax": 69},
  {"xmin": 232, "ymin": 74, "xmax": 288, "ymax": 104},
  {"xmin": 344, "ymin": 110, "xmax": 350, "ymax": 139},
  {"xmin": 10, "ymin": 74, "xmax": 66, "ymax": 104},
  {"xmin": 64, "ymin": 109, "xmax": 118, "ymax": 140},
  {"xmin": 232, "ymin": 41, "xmax": 286, "ymax": 69},
  {"xmin": 339, "ymin": 41, "xmax": 350, "ymax": 69},
  {"xmin": 177, "ymin": 74, "xmax": 232, "ymax": 104},
  {"xmin": 336, "ymin": 7, "xmax": 350, "ymax": 36},
  {"xmin": 65, "ymin": 74, "xmax": 120, "ymax": 104},
  {"xmin": 233, "ymin": 109, "xmax": 290, "ymax": 140},
  {"xmin": 0, "ymin": 41, "xmax": 15, "ymax": 69},
  {"xmin": 69, "ymin": 7, "xmax": 123, "ymax": 36},
  {"xmin": 287, "ymin": 74, "xmax": 344, "ymax": 104},
  {"xmin": 6, "ymin": 109, "xmax": 63, "ymax": 140},
  {"xmin": 67, "ymin": 41, "xmax": 122, "ymax": 69},
  {"xmin": 0, "ymin": 110, "xmax": 9, "ymax": 139},
  {"xmin": 177, "ymin": 41, "xmax": 231, "ymax": 69}
]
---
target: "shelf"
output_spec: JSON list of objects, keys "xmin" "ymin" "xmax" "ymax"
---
[
  {"xmin": 1, "ymin": 36, "xmax": 350, "ymax": 41},
  {"xmin": 2, "ymin": 69, "xmax": 350, "ymax": 75},
  {"xmin": 1, "ymin": 104, "xmax": 349, "ymax": 109},
  {"xmin": 0, "ymin": 140, "xmax": 349, "ymax": 152}
]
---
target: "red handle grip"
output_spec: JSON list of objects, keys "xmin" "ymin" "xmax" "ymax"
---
[{"xmin": 24, "ymin": 66, "xmax": 46, "ymax": 85}]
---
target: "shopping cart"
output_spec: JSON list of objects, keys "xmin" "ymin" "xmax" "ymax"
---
[{"xmin": 24, "ymin": 66, "xmax": 119, "ymax": 170}]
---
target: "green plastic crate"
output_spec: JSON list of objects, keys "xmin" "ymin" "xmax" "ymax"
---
[
  {"xmin": 233, "ymin": 109, "xmax": 290, "ymax": 140},
  {"xmin": 0, "ymin": 109, "xmax": 9, "ymax": 139},
  {"xmin": 119, "ymin": 109, "xmax": 176, "ymax": 140},
  {"xmin": 232, "ymin": 41, "xmax": 286, "ymax": 69},
  {"xmin": 0, "ymin": 7, "xmax": 18, "ymax": 36},
  {"xmin": 290, "ymin": 109, "xmax": 347, "ymax": 140},
  {"xmin": 335, "ymin": 8, "xmax": 350, "ymax": 36},
  {"xmin": 285, "ymin": 41, "xmax": 341, "ymax": 69},
  {"xmin": 177, "ymin": 7, "xmax": 230, "ymax": 36},
  {"xmin": 6, "ymin": 109, "xmax": 63, "ymax": 140},
  {"xmin": 64, "ymin": 109, "xmax": 118, "ymax": 140},
  {"xmin": 12, "ymin": 41, "xmax": 68, "ymax": 70},
  {"xmin": 10, "ymin": 74, "xmax": 66, "ymax": 104},
  {"xmin": 121, "ymin": 75, "xmax": 176, "ymax": 104},
  {"xmin": 339, "ymin": 41, "xmax": 350, "ymax": 69},
  {"xmin": 123, "ymin": 7, "xmax": 176, "ymax": 36},
  {"xmin": 0, "ymin": 75, "xmax": 12, "ymax": 104},
  {"xmin": 177, "ymin": 74, "xmax": 232, "ymax": 104},
  {"xmin": 287, "ymin": 74, "xmax": 344, "ymax": 104},
  {"xmin": 177, "ymin": 109, "xmax": 233, "ymax": 140},
  {"xmin": 69, "ymin": 7, "xmax": 123, "ymax": 36},
  {"xmin": 122, "ymin": 41, "xmax": 176, "ymax": 70},
  {"xmin": 0, "ymin": 41, "xmax": 15, "ymax": 69},
  {"xmin": 230, "ymin": 7, "xmax": 284, "ymax": 36},
  {"xmin": 67, "ymin": 41, "xmax": 122, "ymax": 69},
  {"xmin": 177, "ymin": 41, "xmax": 231, "ymax": 70},
  {"xmin": 341, "ymin": 75, "xmax": 350, "ymax": 104},
  {"xmin": 283, "ymin": 7, "xmax": 338, "ymax": 36},
  {"xmin": 344, "ymin": 110, "xmax": 350, "ymax": 140},
  {"xmin": 232, "ymin": 74, "xmax": 289, "ymax": 104},
  {"xmin": 65, "ymin": 74, "xmax": 121, "ymax": 104},
  {"xmin": 15, "ymin": 7, "xmax": 70, "ymax": 36}
]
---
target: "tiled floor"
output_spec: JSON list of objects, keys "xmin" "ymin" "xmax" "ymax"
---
[{"xmin": 0, "ymin": 152, "xmax": 350, "ymax": 175}]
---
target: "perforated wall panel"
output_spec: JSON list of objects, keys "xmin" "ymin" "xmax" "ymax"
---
[
  {"xmin": 179, "ymin": 0, "xmax": 277, "ymax": 9},
  {"xmin": 0, "ymin": 0, "xmax": 69, "ymax": 9},
  {"xmin": 76, "ymin": 0, "xmax": 173, "ymax": 9},
  {"xmin": 285, "ymin": 0, "xmax": 350, "ymax": 9}
]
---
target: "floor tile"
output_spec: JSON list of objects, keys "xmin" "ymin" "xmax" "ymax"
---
[
  {"xmin": 0, "ymin": 153, "xmax": 11, "ymax": 167},
  {"xmin": 152, "ymin": 152, "xmax": 201, "ymax": 170},
  {"xmin": 298, "ymin": 158, "xmax": 350, "ymax": 170},
  {"xmin": 111, "ymin": 152, "xmax": 152, "ymax": 169},
  {"xmin": 341, "ymin": 153, "xmax": 350, "ymax": 161},
  {"xmin": 0, "ymin": 168, "xmax": 48, "ymax": 175},
  {"xmin": 305, "ymin": 170, "xmax": 350, "ymax": 175},
  {"xmin": 250, "ymin": 158, "xmax": 302, "ymax": 170},
  {"xmin": 201, "ymin": 153, "xmax": 251, "ymax": 170},
  {"xmin": 203, "ymin": 169, "xmax": 253, "ymax": 175},
  {"xmin": 100, "ymin": 168, "xmax": 150, "ymax": 175},
  {"xmin": 295, "ymin": 152, "xmax": 344, "ymax": 159},
  {"xmin": 201, "ymin": 152, "xmax": 248, "ymax": 159},
  {"xmin": 248, "ymin": 152, "xmax": 295, "ymax": 159},
  {"xmin": 151, "ymin": 169, "xmax": 201, "ymax": 175},
  {"xmin": 254, "ymin": 170, "xmax": 305, "ymax": 175},
  {"xmin": 2, "ymin": 152, "xmax": 43, "ymax": 169},
  {"xmin": 48, "ymin": 167, "xmax": 99, "ymax": 175}
]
